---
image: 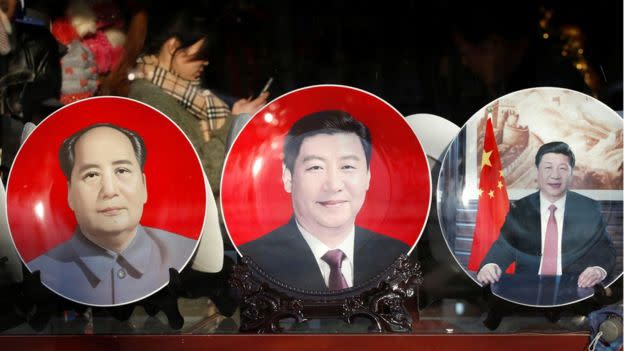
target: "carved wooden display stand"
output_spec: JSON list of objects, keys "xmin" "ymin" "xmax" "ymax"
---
[{"xmin": 230, "ymin": 254, "xmax": 422, "ymax": 333}]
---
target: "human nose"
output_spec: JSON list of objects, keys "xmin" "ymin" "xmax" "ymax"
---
[
  {"xmin": 100, "ymin": 172, "xmax": 119, "ymax": 198},
  {"xmin": 323, "ymin": 168, "xmax": 344, "ymax": 192}
]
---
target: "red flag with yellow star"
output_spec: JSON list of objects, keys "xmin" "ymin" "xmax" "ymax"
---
[{"xmin": 467, "ymin": 111, "xmax": 513, "ymax": 273}]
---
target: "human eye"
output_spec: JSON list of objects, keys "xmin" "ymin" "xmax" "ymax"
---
[
  {"xmin": 341, "ymin": 163, "xmax": 356, "ymax": 170},
  {"xmin": 305, "ymin": 165, "xmax": 323, "ymax": 171},
  {"xmin": 115, "ymin": 167, "xmax": 132, "ymax": 176},
  {"xmin": 82, "ymin": 171, "xmax": 99, "ymax": 181}
]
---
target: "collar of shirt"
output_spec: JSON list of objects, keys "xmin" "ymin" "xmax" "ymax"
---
[
  {"xmin": 539, "ymin": 192, "xmax": 567, "ymax": 215},
  {"xmin": 69, "ymin": 225, "xmax": 151, "ymax": 286},
  {"xmin": 296, "ymin": 220, "xmax": 355, "ymax": 287}
]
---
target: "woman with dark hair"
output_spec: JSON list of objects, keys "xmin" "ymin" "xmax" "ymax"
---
[
  {"xmin": 127, "ymin": 10, "xmax": 257, "ymax": 316},
  {"xmin": 128, "ymin": 9, "xmax": 267, "ymax": 193}
]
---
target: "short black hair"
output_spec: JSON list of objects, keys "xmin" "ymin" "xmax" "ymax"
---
[
  {"xmin": 535, "ymin": 141, "xmax": 575, "ymax": 168},
  {"xmin": 283, "ymin": 110, "xmax": 372, "ymax": 172},
  {"xmin": 59, "ymin": 123, "xmax": 147, "ymax": 180}
]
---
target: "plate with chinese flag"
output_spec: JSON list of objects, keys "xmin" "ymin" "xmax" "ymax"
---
[{"xmin": 437, "ymin": 87, "xmax": 623, "ymax": 307}]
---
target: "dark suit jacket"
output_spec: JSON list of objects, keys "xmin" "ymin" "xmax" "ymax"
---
[
  {"xmin": 239, "ymin": 218, "xmax": 409, "ymax": 291},
  {"xmin": 481, "ymin": 191, "xmax": 616, "ymax": 277}
]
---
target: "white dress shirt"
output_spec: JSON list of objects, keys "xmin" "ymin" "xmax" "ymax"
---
[
  {"xmin": 296, "ymin": 221, "xmax": 355, "ymax": 288},
  {"xmin": 538, "ymin": 192, "xmax": 606, "ymax": 278}
]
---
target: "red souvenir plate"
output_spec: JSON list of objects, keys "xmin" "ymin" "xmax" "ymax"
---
[
  {"xmin": 6, "ymin": 97, "xmax": 207, "ymax": 306},
  {"xmin": 222, "ymin": 85, "xmax": 431, "ymax": 293}
]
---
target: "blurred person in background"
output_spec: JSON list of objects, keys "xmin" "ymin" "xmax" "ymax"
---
[{"xmin": 128, "ymin": 7, "xmax": 267, "ymax": 199}]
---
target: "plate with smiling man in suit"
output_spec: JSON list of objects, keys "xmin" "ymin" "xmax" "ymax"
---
[
  {"xmin": 436, "ymin": 87, "xmax": 622, "ymax": 307},
  {"xmin": 222, "ymin": 85, "xmax": 431, "ymax": 294}
]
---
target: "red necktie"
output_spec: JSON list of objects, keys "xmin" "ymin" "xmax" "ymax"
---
[
  {"xmin": 541, "ymin": 204, "xmax": 558, "ymax": 275},
  {"xmin": 321, "ymin": 249, "xmax": 349, "ymax": 290}
]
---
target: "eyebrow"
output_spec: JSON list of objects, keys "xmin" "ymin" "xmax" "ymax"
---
[
  {"xmin": 541, "ymin": 162, "xmax": 569, "ymax": 168},
  {"xmin": 302, "ymin": 155, "xmax": 326, "ymax": 163},
  {"xmin": 76, "ymin": 159, "xmax": 135, "ymax": 173},
  {"xmin": 301, "ymin": 154, "xmax": 362, "ymax": 163},
  {"xmin": 340, "ymin": 155, "xmax": 362, "ymax": 162}
]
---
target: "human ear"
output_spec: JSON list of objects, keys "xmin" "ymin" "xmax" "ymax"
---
[
  {"xmin": 158, "ymin": 38, "xmax": 181, "ymax": 68},
  {"xmin": 164, "ymin": 37, "xmax": 181, "ymax": 56},
  {"xmin": 282, "ymin": 164, "xmax": 292, "ymax": 193},
  {"xmin": 141, "ymin": 173, "xmax": 148, "ymax": 204},
  {"xmin": 365, "ymin": 169, "xmax": 371, "ymax": 191},
  {"xmin": 67, "ymin": 181, "xmax": 75, "ymax": 210}
]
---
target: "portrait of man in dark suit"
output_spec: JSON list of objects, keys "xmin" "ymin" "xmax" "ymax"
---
[
  {"xmin": 28, "ymin": 123, "xmax": 197, "ymax": 306},
  {"xmin": 477, "ymin": 141, "xmax": 616, "ymax": 288},
  {"xmin": 239, "ymin": 110, "xmax": 409, "ymax": 291}
]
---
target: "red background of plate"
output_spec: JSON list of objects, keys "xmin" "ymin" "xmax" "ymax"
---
[
  {"xmin": 7, "ymin": 97, "xmax": 206, "ymax": 262},
  {"xmin": 222, "ymin": 85, "xmax": 431, "ymax": 249}
]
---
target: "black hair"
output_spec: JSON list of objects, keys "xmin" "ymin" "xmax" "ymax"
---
[
  {"xmin": 283, "ymin": 110, "xmax": 372, "ymax": 172},
  {"xmin": 535, "ymin": 141, "xmax": 576, "ymax": 168},
  {"xmin": 143, "ymin": 8, "xmax": 212, "ymax": 64},
  {"xmin": 59, "ymin": 123, "xmax": 147, "ymax": 180}
]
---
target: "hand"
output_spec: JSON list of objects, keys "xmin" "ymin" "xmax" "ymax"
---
[
  {"xmin": 476, "ymin": 263, "xmax": 502, "ymax": 285},
  {"xmin": 232, "ymin": 91, "xmax": 269, "ymax": 115},
  {"xmin": 577, "ymin": 266, "xmax": 606, "ymax": 288}
]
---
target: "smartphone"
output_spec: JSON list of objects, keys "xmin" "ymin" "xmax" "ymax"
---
[{"xmin": 258, "ymin": 77, "xmax": 274, "ymax": 97}]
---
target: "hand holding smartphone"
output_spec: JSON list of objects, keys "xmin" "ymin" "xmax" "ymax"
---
[{"xmin": 233, "ymin": 77, "xmax": 273, "ymax": 115}]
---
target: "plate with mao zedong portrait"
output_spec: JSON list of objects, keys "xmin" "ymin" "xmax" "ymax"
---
[
  {"xmin": 437, "ymin": 87, "xmax": 623, "ymax": 307},
  {"xmin": 6, "ymin": 97, "xmax": 208, "ymax": 307},
  {"xmin": 222, "ymin": 85, "xmax": 431, "ymax": 296}
]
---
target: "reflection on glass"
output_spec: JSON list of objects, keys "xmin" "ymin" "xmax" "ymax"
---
[
  {"xmin": 34, "ymin": 201, "xmax": 45, "ymax": 221},
  {"xmin": 437, "ymin": 88, "xmax": 623, "ymax": 307},
  {"xmin": 252, "ymin": 157, "xmax": 264, "ymax": 177}
]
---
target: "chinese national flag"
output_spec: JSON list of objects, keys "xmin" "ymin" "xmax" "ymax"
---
[{"xmin": 467, "ymin": 113, "xmax": 514, "ymax": 273}]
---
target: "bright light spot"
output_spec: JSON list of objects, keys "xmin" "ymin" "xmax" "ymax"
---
[
  {"xmin": 461, "ymin": 188, "xmax": 475, "ymax": 208},
  {"xmin": 34, "ymin": 202, "xmax": 45, "ymax": 220},
  {"xmin": 542, "ymin": 33, "xmax": 549, "ymax": 39},
  {"xmin": 252, "ymin": 157, "xmax": 264, "ymax": 177},
  {"xmin": 455, "ymin": 302, "xmax": 465, "ymax": 315},
  {"xmin": 263, "ymin": 113, "xmax": 274, "ymax": 123},
  {"xmin": 270, "ymin": 141, "xmax": 278, "ymax": 150}
]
